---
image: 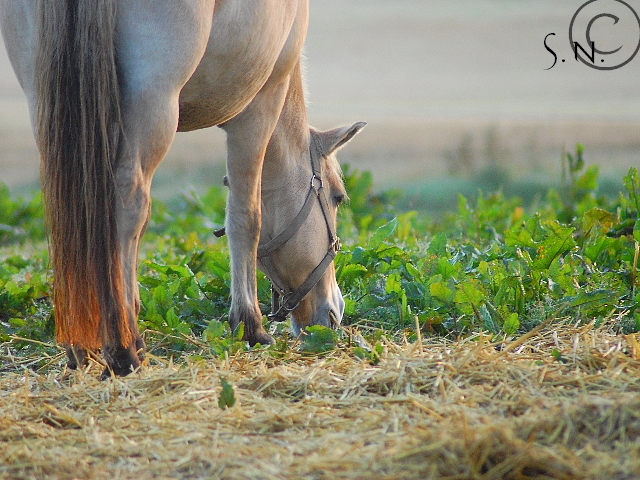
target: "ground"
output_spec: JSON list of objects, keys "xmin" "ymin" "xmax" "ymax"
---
[{"xmin": 2, "ymin": 322, "xmax": 640, "ymax": 479}]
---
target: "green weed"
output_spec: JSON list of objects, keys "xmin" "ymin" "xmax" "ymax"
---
[{"xmin": 1, "ymin": 149, "xmax": 639, "ymax": 367}]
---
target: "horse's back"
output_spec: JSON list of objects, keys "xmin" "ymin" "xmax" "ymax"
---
[
  {"xmin": 1, "ymin": 0, "xmax": 307, "ymax": 133},
  {"xmin": 177, "ymin": 0, "xmax": 308, "ymax": 132}
]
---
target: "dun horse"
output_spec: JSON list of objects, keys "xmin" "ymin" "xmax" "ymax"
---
[{"xmin": 0, "ymin": 0, "xmax": 365, "ymax": 376}]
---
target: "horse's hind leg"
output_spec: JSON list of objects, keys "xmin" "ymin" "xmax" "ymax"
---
[
  {"xmin": 99, "ymin": 2, "xmax": 214, "ymax": 377},
  {"xmin": 101, "ymin": 174, "xmax": 147, "ymax": 377}
]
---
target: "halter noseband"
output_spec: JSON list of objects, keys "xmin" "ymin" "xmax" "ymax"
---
[{"xmin": 215, "ymin": 134, "xmax": 340, "ymax": 323}]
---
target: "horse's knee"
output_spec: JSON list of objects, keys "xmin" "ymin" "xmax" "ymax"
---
[{"xmin": 227, "ymin": 207, "xmax": 261, "ymax": 242}]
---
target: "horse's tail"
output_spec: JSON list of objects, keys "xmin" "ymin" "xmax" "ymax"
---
[{"xmin": 36, "ymin": 0, "xmax": 130, "ymax": 350}]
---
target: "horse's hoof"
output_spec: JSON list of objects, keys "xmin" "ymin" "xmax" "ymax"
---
[
  {"xmin": 231, "ymin": 308, "xmax": 275, "ymax": 347},
  {"xmin": 65, "ymin": 346, "xmax": 88, "ymax": 370},
  {"xmin": 246, "ymin": 330, "xmax": 275, "ymax": 347},
  {"xmin": 100, "ymin": 361, "xmax": 140, "ymax": 380},
  {"xmin": 101, "ymin": 344, "xmax": 141, "ymax": 379}
]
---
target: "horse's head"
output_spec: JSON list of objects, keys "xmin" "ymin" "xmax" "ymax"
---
[{"xmin": 259, "ymin": 121, "xmax": 366, "ymax": 336}]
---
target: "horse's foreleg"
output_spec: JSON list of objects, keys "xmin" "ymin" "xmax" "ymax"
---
[{"xmin": 222, "ymin": 79, "xmax": 291, "ymax": 346}]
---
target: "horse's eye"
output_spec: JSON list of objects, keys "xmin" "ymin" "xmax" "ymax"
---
[{"xmin": 333, "ymin": 193, "xmax": 346, "ymax": 206}]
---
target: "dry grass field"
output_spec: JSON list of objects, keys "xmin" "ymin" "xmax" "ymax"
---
[{"xmin": 3, "ymin": 322, "xmax": 640, "ymax": 479}]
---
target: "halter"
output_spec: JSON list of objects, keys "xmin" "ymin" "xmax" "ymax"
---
[{"xmin": 215, "ymin": 134, "xmax": 340, "ymax": 323}]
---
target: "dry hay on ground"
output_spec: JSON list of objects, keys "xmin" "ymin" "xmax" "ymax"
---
[{"xmin": 2, "ymin": 321, "xmax": 640, "ymax": 479}]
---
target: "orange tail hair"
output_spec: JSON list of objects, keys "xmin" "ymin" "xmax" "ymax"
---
[{"xmin": 36, "ymin": 0, "xmax": 131, "ymax": 350}]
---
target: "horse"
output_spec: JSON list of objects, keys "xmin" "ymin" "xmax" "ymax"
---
[{"xmin": 0, "ymin": 0, "xmax": 365, "ymax": 377}]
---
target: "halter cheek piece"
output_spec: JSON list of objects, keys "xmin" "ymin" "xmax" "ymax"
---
[{"xmin": 214, "ymin": 135, "xmax": 340, "ymax": 323}]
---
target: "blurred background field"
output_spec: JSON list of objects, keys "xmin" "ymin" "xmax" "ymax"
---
[{"xmin": 1, "ymin": 0, "xmax": 640, "ymax": 211}]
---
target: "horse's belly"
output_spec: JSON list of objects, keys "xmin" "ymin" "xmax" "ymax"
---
[
  {"xmin": 178, "ymin": 75, "xmax": 266, "ymax": 132},
  {"xmin": 177, "ymin": 0, "xmax": 304, "ymax": 132}
]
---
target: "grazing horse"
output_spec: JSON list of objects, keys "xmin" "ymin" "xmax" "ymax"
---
[{"xmin": 0, "ymin": 0, "xmax": 365, "ymax": 376}]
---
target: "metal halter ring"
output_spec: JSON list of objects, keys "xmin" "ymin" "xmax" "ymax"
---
[{"xmin": 311, "ymin": 174, "xmax": 323, "ymax": 192}]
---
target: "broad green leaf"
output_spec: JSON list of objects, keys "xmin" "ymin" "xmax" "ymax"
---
[
  {"xmin": 204, "ymin": 319, "xmax": 225, "ymax": 342},
  {"xmin": 477, "ymin": 261, "xmax": 490, "ymax": 277},
  {"xmin": 338, "ymin": 263, "xmax": 368, "ymax": 284},
  {"xmin": 428, "ymin": 233, "xmax": 448, "ymax": 256},
  {"xmin": 350, "ymin": 246, "xmax": 366, "ymax": 264},
  {"xmin": 218, "ymin": 378, "xmax": 236, "ymax": 409},
  {"xmin": 436, "ymin": 257, "xmax": 458, "ymax": 280},
  {"xmin": 167, "ymin": 265, "xmax": 193, "ymax": 278},
  {"xmin": 300, "ymin": 325, "xmax": 338, "ymax": 353},
  {"xmin": 404, "ymin": 281, "xmax": 424, "ymax": 300},
  {"xmin": 430, "ymin": 282, "xmax": 453, "ymax": 304},
  {"xmin": 455, "ymin": 279, "xmax": 485, "ymax": 308},
  {"xmin": 165, "ymin": 307, "xmax": 180, "ymax": 327},
  {"xmin": 152, "ymin": 285, "xmax": 172, "ymax": 314},
  {"xmin": 503, "ymin": 313, "xmax": 520, "ymax": 336},
  {"xmin": 582, "ymin": 207, "xmax": 616, "ymax": 233},
  {"xmin": 385, "ymin": 273, "xmax": 402, "ymax": 296},
  {"xmin": 370, "ymin": 218, "xmax": 398, "ymax": 245},
  {"xmin": 560, "ymin": 289, "xmax": 618, "ymax": 310},
  {"xmin": 375, "ymin": 245, "xmax": 405, "ymax": 261},
  {"xmin": 584, "ymin": 235, "xmax": 618, "ymax": 263},
  {"xmin": 9, "ymin": 317, "xmax": 26, "ymax": 328},
  {"xmin": 504, "ymin": 227, "xmax": 536, "ymax": 249},
  {"xmin": 532, "ymin": 222, "xmax": 575, "ymax": 270},
  {"xmin": 344, "ymin": 298, "xmax": 356, "ymax": 316},
  {"xmin": 405, "ymin": 262, "xmax": 421, "ymax": 280},
  {"xmin": 480, "ymin": 305, "xmax": 499, "ymax": 334}
]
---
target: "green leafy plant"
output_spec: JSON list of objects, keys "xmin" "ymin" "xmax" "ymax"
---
[
  {"xmin": 218, "ymin": 377, "xmax": 236, "ymax": 409},
  {"xmin": 300, "ymin": 325, "xmax": 338, "ymax": 354},
  {"xmin": 203, "ymin": 319, "xmax": 247, "ymax": 357},
  {"xmin": 2, "ymin": 149, "xmax": 640, "ymax": 366},
  {"xmin": 0, "ymin": 185, "xmax": 45, "ymax": 245}
]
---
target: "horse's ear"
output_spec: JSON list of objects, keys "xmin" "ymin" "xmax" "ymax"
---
[{"xmin": 312, "ymin": 122, "xmax": 367, "ymax": 157}]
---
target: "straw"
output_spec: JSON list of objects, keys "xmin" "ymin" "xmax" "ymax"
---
[{"xmin": 2, "ymin": 321, "xmax": 640, "ymax": 479}]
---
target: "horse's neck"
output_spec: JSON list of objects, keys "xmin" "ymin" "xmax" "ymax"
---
[{"xmin": 263, "ymin": 61, "xmax": 309, "ymax": 190}]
